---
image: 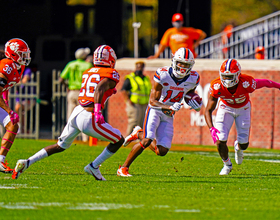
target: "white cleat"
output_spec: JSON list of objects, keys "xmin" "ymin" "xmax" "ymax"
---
[
  {"xmin": 123, "ymin": 126, "xmax": 143, "ymax": 147},
  {"xmin": 84, "ymin": 163, "xmax": 106, "ymax": 181},
  {"xmin": 234, "ymin": 140, "xmax": 244, "ymax": 165},
  {"xmin": 12, "ymin": 159, "xmax": 29, "ymax": 179},
  {"xmin": 117, "ymin": 165, "xmax": 132, "ymax": 177},
  {"xmin": 219, "ymin": 164, "xmax": 232, "ymax": 175}
]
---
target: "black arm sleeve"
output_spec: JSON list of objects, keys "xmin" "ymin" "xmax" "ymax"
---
[{"xmin": 0, "ymin": 77, "xmax": 7, "ymax": 88}]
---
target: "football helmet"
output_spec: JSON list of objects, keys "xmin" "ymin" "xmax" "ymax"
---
[
  {"xmin": 172, "ymin": 48, "xmax": 195, "ymax": 78},
  {"xmin": 5, "ymin": 38, "xmax": 31, "ymax": 66},
  {"xmin": 93, "ymin": 45, "xmax": 117, "ymax": 68},
  {"xmin": 219, "ymin": 59, "xmax": 241, "ymax": 88}
]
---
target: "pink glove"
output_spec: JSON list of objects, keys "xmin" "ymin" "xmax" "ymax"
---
[
  {"xmin": 9, "ymin": 111, "xmax": 19, "ymax": 125},
  {"xmin": 210, "ymin": 127, "xmax": 220, "ymax": 144},
  {"xmin": 94, "ymin": 103, "xmax": 105, "ymax": 124}
]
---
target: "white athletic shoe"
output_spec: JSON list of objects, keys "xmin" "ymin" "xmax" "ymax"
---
[
  {"xmin": 234, "ymin": 140, "xmax": 244, "ymax": 165},
  {"xmin": 123, "ymin": 126, "xmax": 143, "ymax": 147},
  {"xmin": 219, "ymin": 164, "xmax": 232, "ymax": 175},
  {"xmin": 117, "ymin": 165, "xmax": 132, "ymax": 177},
  {"xmin": 12, "ymin": 159, "xmax": 29, "ymax": 179},
  {"xmin": 84, "ymin": 163, "xmax": 106, "ymax": 181}
]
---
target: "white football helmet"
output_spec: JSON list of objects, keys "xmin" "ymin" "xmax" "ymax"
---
[
  {"xmin": 93, "ymin": 45, "xmax": 117, "ymax": 68},
  {"xmin": 219, "ymin": 59, "xmax": 241, "ymax": 88},
  {"xmin": 172, "ymin": 48, "xmax": 195, "ymax": 78}
]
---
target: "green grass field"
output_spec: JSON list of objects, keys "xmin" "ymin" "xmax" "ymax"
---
[{"xmin": 1, "ymin": 139, "xmax": 280, "ymax": 220}]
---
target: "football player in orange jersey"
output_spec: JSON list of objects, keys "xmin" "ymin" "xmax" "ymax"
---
[
  {"xmin": 205, "ymin": 59, "xmax": 280, "ymax": 175},
  {"xmin": 12, "ymin": 45, "xmax": 124, "ymax": 181},
  {"xmin": 0, "ymin": 38, "xmax": 31, "ymax": 173}
]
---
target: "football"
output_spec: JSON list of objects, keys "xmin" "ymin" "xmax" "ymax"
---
[{"xmin": 184, "ymin": 92, "xmax": 202, "ymax": 105}]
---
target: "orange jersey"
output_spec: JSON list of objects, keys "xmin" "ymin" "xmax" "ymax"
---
[
  {"xmin": 160, "ymin": 27, "xmax": 203, "ymax": 56},
  {"xmin": 78, "ymin": 66, "xmax": 120, "ymax": 109},
  {"xmin": 0, "ymin": 58, "xmax": 25, "ymax": 91},
  {"xmin": 209, "ymin": 74, "xmax": 256, "ymax": 108}
]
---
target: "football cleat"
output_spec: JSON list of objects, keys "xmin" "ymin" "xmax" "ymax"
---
[
  {"xmin": 117, "ymin": 166, "xmax": 132, "ymax": 177},
  {"xmin": 219, "ymin": 164, "xmax": 232, "ymax": 175},
  {"xmin": 84, "ymin": 163, "xmax": 106, "ymax": 181},
  {"xmin": 234, "ymin": 140, "xmax": 244, "ymax": 165},
  {"xmin": 12, "ymin": 159, "xmax": 29, "ymax": 179},
  {"xmin": 0, "ymin": 161, "xmax": 13, "ymax": 173},
  {"xmin": 123, "ymin": 126, "xmax": 143, "ymax": 147}
]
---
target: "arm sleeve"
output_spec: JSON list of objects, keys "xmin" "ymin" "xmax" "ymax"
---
[{"xmin": 255, "ymin": 79, "xmax": 280, "ymax": 89}]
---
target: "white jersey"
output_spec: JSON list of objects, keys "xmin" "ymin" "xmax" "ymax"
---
[
  {"xmin": 142, "ymin": 67, "xmax": 200, "ymax": 149},
  {"xmin": 152, "ymin": 66, "xmax": 200, "ymax": 106}
]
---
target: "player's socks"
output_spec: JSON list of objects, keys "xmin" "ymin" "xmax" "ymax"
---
[
  {"xmin": 91, "ymin": 147, "xmax": 114, "ymax": 168},
  {"xmin": 222, "ymin": 158, "xmax": 232, "ymax": 166},
  {"xmin": 0, "ymin": 155, "xmax": 5, "ymax": 163},
  {"xmin": 28, "ymin": 149, "xmax": 48, "ymax": 166}
]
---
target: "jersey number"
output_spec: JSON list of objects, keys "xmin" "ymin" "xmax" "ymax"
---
[
  {"xmin": 79, "ymin": 74, "xmax": 100, "ymax": 98},
  {"xmin": 162, "ymin": 90, "xmax": 184, "ymax": 103}
]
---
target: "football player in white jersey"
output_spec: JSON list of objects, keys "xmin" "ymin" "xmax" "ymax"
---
[{"xmin": 117, "ymin": 47, "xmax": 202, "ymax": 177}]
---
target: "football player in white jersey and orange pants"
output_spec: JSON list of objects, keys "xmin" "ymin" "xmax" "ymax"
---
[
  {"xmin": 205, "ymin": 58, "xmax": 280, "ymax": 175},
  {"xmin": 117, "ymin": 47, "xmax": 203, "ymax": 177},
  {"xmin": 12, "ymin": 45, "xmax": 124, "ymax": 181}
]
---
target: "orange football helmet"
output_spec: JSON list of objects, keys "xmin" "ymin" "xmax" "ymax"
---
[
  {"xmin": 5, "ymin": 38, "xmax": 31, "ymax": 66},
  {"xmin": 219, "ymin": 59, "xmax": 241, "ymax": 88},
  {"xmin": 93, "ymin": 45, "xmax": 117, "ymax": 68}
]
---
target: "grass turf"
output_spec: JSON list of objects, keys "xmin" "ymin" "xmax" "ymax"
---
[{"xmin": 1, "ymin": 139, "xmax": 280, "ymax": 220}]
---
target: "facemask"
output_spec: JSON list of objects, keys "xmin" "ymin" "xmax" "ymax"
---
[
  {"xmin": 135, "ymin": 70, "xmax": 143, "ymax": 75},
  {"xmin": 172, "ymin": 21, "xmax": 183, "ymax": 28}
]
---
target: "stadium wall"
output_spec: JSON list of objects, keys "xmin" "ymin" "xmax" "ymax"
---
[{"xmin": 111, "ymin": 58, "xmax": 280, "ymax": 149}]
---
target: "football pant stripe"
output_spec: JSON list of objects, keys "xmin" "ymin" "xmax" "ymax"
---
[
  {"xmin": 142, "ymin": 106, "xmax": 151, "ymax": 138},
  {"xmin": 91, "ymin": 119, "xmax": 119, "ymax": 143}
]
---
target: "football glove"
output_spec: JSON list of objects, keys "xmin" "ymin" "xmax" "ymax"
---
[
  {"xmin": 210, "ymin": 127, "xmax": 220, "ymax": 144},
  {"xmin": 169, "ymin": 102, "xmax": 183, "ymax": 112},
  {"xmin": 94, "ymin": 103, "xmax": 105, "ymax": 124},
  {"xmin": 188, "ymin": 99, "xmax": 203, "ymax": 111},
  {"xmin": 9, "ymin": 111, "xmax": 19, "ymax": 125}
]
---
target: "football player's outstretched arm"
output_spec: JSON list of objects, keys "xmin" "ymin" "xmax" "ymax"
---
[{"xmin": 255, "ymin": 79, "xmax": 280, "ymax": 89}]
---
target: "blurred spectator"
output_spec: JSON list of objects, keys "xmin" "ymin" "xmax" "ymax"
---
[
  {"xmin": 121, "ymin": 61, "xmax": 151, "ymax": 135},
  {"xmin": 85, "ymin": 55, "xmax": 93, "ymax": 63},
  {"xmin": 221, "ymin": 21, "xmax": 237, "ymax": 58},
  {"xmin": 59, "ymin": 47, "xmax": 93, "ymax": 142},
  {"xmin": 148, "ymin": 13, "xmax": 206, "ymax": 59},
  {"xmin": 255, "ymin": 46, "xmax": 265, "ymax": 59}
]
